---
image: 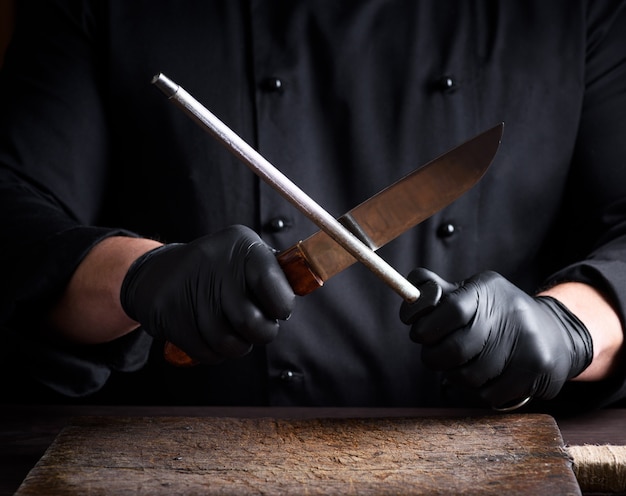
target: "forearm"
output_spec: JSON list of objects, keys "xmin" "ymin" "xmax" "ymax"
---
[
  {"xmin": 48, "ymin": 236, "xmax": 163, "ymax": 344},
  {"xmin": 539, "ymin": 282, "xmax": 624, "ymax": 381}
]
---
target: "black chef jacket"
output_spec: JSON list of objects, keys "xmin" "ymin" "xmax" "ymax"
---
[{"xmin": 1, "ymin": 0, "xmax": 626, "ymax": 410}]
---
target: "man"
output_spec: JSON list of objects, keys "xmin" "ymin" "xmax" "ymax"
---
[{"xmin": 0, "ymin": 0, "xmax": 625, "ymax": 411}]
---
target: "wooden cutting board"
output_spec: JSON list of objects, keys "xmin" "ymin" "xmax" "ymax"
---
[{"xmin": 15, "ymin": 414, "xmax": 580, "ymax": 495}]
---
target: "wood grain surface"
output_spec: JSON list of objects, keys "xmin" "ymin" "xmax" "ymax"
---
[{"xmin": 15, "ymin": 414, "xmax": 580, "ymax": 495}]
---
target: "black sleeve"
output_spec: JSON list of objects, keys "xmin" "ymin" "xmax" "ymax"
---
[
  {"xmin": 546, "ymin": 2, "xmax": 626, "ymax": 409},
  {"xmin": 0, "ymin": 0, "xmax": 150, "ymax": 397}
]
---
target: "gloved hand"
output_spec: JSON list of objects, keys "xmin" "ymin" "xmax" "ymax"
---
[
  {"xmin": 120, "ymin": 225, "xmax": 295, "ymax": 363},
  {"xmin": 401, "ymin": 268, "xmax": 594, "ymax": 409}
]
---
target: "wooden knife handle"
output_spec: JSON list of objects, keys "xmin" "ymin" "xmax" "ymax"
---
[
  {"xmin": 163, "ymin": 242, "xmax": 324, "ymax": 366},
  {"xmin": 273, "ymin": 242, "xmax": 325, "ymax": 296}
]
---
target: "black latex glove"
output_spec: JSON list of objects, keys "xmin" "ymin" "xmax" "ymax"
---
[
  {"xmin": 121, "ymin": 225, "xmax": 295, "ymax": 363},
  {"xmin": 401, "ymin": 268, "xmax": 594, "ymax": 409}
]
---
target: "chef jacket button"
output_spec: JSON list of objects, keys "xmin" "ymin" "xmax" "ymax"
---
[
  {"xmin": 280, "ymin": 370, "xmax": 295, "ymax": 382},
  {"xmin": 260, "ymin": 77, "xmax": 285, "ymax": 93},
  {"xmin": 266, "ymin": 217, "xmax": 291, "ymax": 232},
  {"xmin": 437, "ymin": 222, "xmax": 457, "ymax": 238},
  {"xmin": 436, "ymin": 75, "xmax": 458, "ymax": 93}
]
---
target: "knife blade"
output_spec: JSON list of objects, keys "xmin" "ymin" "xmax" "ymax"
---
[
  {"xmin": 152, "ymin": 73, "xmax": 502, "ymax": 366},
  {"xmin": 276, "ymin": 123, "xmax": 503, "ymax": 296}
]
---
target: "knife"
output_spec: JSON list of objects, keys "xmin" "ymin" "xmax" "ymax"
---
[
  {"xmin": 275, "ymin": 124, "xmax": 502, "ymax": 297},
  {"xmin": 152, "ymin": 73, "xmax": 503, "ymax": 366}
]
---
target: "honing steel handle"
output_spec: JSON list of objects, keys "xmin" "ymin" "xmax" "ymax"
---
[{"xmin": 163, "ymin": 244, "xmax": 324, "ymax": 366}]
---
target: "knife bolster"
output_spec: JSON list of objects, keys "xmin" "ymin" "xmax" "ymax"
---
[{"xmin": 276, "ymin": 243, "xmax": 325, "ymax": 296}]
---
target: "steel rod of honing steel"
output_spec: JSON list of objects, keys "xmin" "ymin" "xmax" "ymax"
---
[{"xmin": 152, "ymin": 73, "xmax": 420, "ymax": 302}]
